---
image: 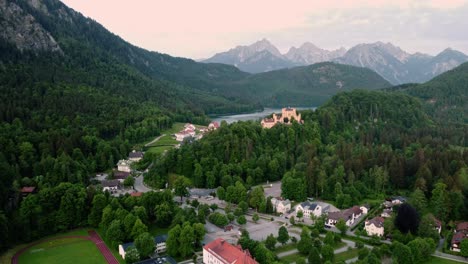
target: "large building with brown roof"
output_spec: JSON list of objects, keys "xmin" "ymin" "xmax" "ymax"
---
[
  {"xmin": 365, "ymin": 217, "xmax": 385, "ymax": 237},
  {"xmin": 203, "ymin": 238, "xmax": 258, "ymax": 264}
]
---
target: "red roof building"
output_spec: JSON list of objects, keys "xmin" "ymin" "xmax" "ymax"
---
[
  {"xmin": 131, "ymin": 192, "xmax": 142, "ymax": 197},
  {"xmin": 20, "ymin": 186, "xmax": 36, "ymax": 195},
  {"xmin": 203, "ymin": 238, "xmax": 258, "ymax": 264}
]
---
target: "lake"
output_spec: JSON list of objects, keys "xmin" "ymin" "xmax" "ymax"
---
[{"xmin": 212, "ymin": 107, "xmax": 316, "ymax": 124}]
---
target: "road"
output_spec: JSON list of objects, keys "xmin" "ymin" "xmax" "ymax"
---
[
  {"xmin": 277, "ymin": 235, "xmax": 372, "ymax": 259},
  {"xmin": 134, "ymin": 175, "xmax": 152, "ymax": 192},
  {"xmin": 144, "ymin": 134, "xmax": 166, "ymax": 147}
]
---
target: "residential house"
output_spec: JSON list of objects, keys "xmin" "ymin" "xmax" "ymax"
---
[
  {"xmin": 117, "ymin": 159, "xmax": 132, "ymax": 173},
  {"xmin": 203, "ymin": 238, "xmax": 258, "ymax": 264},
  {"xmin": 102, "ymin": 180, "xmax": 120, "ymax": 192},
  {"xmin": 295, "ymin": 202, "xmax": 322, "ymax": 219},
  {"xmin": 360, "ymin": 205, "xmax": 370, "ymax": 215},
  {"xmin": 208, "ymin": 122, "xmax": 220, "ymax": 130},
  {"xmin": 271, "ymin": 198, "xmax": 291, "ymax": 214},
  {"xmin": 434, "ymin": 218, "xmax": 442, "ymax": 234},
  {"xmin": 128, "ymin": 150, "xmax": 144, "ymax": 162},
  {"xmin": 20, "ymin": 186, "xmax": 36, "ymax": 196},
  {"xmin": 175, "ymin": 130, "xmax": 195, "ymax": 142},
  {"xmin": 261, "ymin": 107, "xmax": 303, "ymax": 129},
  {"xmin": 381, "ymin": 209, "xmax": 392, "ymax": 218},
  {"xmin": 118, "ymin": 234, "xmax": 168, "ymax": 259},
  {"xmin": 154, "ymin": 234, "xmax": 168, "ymax": 253},
  {"xmin": 327, "ymin": 210, "xmax": 354, "ymax": 227},
  {"xmin": 391, "ymin": 196, "xmax": 407, "ymax": 205},
  {"xmin": 365, "ymin": 217, "xmax": 385, "ymax": 237},
  {"xmin": 451, "ymin": 222, "xmax": 468, "ymax": 252}
]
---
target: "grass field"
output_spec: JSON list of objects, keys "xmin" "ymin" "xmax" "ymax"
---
[{"xmin": 17, "ymin": 237, "xmax": 106, "ymax": 264}]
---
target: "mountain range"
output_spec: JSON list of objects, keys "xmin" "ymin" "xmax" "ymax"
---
[{"xmin": 203, "ymin": 39, "xmax": 468, "ymax": 85}]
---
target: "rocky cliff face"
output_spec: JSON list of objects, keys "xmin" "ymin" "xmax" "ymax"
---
[{"xmin": 0, "ymin": 0, "xmax": 62, "ymax": 53}]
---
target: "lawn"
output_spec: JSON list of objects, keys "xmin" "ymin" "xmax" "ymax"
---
[
  {"xmin": 279, "ymin": 252, "xmax": 305, "ymax": 263},
  {"xmin": 148, "ymin": 225, "xmax": 170, "ymax": 236},
  {"xmin": 146, "ymin": 145, "xmax": 173, "ymax": 155},
  {"xmin": 17, "ymin": 237, "xmax": 106, "ymax": 264},
  {"xmin": 274, "ymin": 243, "xmax": 298, "ymax": 254},
  {"xmin": 334, "ymin": 248, "xmax": 360, "ymax": 262},
  {"xmin": 426, "ymin": 256, "xmax": 467, "ymax": 264}
]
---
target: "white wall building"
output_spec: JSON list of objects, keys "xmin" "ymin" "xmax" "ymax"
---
[
  {"xmin": 365, "ymin": 217, "xmax": 385, "ymax": 237},
  {"xmin": 295, "ymin": 202, "xmax": 322, "ymax": 219},
  {"xmin": 271, "ymin": 198, "xmax": 291, "ymax": 214}
]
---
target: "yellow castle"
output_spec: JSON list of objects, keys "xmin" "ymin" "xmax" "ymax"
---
[{"xmin": 261, "ymin": 107, "xmax": 302, "ymax": 128}]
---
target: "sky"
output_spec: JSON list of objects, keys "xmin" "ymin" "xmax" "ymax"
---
[{"xmin": 60, "ymin": 0, "xmax": 468, "ymax": 59}]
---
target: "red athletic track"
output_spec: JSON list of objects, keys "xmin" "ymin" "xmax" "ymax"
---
[{"xmin": 11, "ymin": 230, "xmax": 119, "ymax": 264}]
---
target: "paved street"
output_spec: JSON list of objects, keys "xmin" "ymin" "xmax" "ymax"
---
[{"xmin": 134, "ymin": 175, "xmax": 152, "ymax": 192}]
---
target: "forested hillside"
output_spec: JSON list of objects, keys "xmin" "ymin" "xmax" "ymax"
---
[
  {"xmin": 148, "ymin": 89, "xmax": 467, "ymax": 220},
  {"xmin": 222, "ymin": 62, "xmax": 391, "ymax": 106},
  {"xmin": 389, "ymin": 62, "xmax": 468, "ymax": 124}
]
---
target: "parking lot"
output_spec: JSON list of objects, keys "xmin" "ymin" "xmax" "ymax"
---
[{"xmin": 261, "ymin": 181, "xmax": 282, "ymax": 198}]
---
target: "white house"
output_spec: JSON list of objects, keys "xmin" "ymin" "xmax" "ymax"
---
[
  {"xmin": 117, "ymin": 159, "xmax": 132, "ymax": 173},
  {"xmin": 271, "ymin": 198, "xmax": 291, "ymax": 214},
  {"xmin": 360, "ymin": 205, "xmax": 370, "ymax": 215},
  {"xmin": 128, "ymin": 150, "xmax": 144, "ymax": 162},
  {"xmin": 365, "ymin": 217, "xmax": 385, "ymax": 237},
  {"xmin": 295, "ymin": 202, "xmax": 322, "ymax": 219}
]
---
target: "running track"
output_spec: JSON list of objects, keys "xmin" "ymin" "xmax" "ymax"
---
[{"xmin": 11, "ymin": 230, "xmax": 119, "ymax": 264}]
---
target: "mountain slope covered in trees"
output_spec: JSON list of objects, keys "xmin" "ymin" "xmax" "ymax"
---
[
  {"xmin": 388, "ymin": 62, "xmax": 468, "ymax": 124},
  {"xmin": 222, "ymin": 62, "xmax": 391, "ymax": 106}
]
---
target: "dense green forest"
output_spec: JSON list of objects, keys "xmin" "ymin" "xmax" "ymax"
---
[
  {"xmin": 388, "ymin": 62, "xmax": 468, "ymax": 124},
  {"xmin": 148, "ymin": 89, "xmax": 467, "ymax": 219}
]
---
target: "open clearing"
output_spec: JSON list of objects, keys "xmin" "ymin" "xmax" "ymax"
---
[{"xmin": 17, "ymin": 237, "xmax": 106, "ymax": 264}]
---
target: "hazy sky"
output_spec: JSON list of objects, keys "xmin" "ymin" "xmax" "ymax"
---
[{"xmin": 60, "ymin": 0, "xmax": 468, "ymax": 59}]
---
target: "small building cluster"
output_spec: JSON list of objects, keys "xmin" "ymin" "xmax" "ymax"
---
[
  {"xmin": 261, "ymin": 107, "xmax": 303, "ymax": 129},
  {"xmin": 174, "ymin": 122, "xmax": 219, "ymax": 142},
  {"xmin": 119, "ymin": 234, "xmax": 168, "ymax": 259},
  {"xmin": 326, "ymin": 206, "xmax": 366, "ymax": 227},
  {"xmin": 451, "ymin": 222, "xmax": 468, "ymax": 252},
  {"xmin": 203, "ymin": 238, "xmax": 258, "ymax": 264}
]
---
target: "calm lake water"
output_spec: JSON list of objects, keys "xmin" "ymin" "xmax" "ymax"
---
[{"xmin": 212, "ymin": 107, "xmax": 316, "ymax": 124}]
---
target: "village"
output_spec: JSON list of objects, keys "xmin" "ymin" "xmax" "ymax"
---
[{"xmin": 16, "ymin": 110, "xmax": 467, "ymax": 264}]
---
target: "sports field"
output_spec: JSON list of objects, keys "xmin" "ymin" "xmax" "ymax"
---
[{"xmin": 17, "ymin": 237, "xmax": 106, "ymax": 264}]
